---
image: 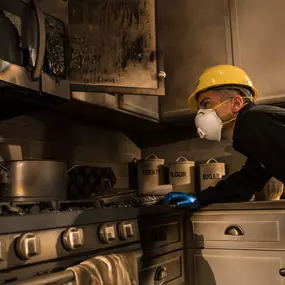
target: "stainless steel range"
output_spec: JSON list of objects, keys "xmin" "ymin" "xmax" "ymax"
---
[{"xmin": 0, "ymin": 200, "xmax": 141, "ymax": 284}]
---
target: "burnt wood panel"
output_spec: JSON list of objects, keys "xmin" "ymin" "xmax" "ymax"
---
[{"xmin": 69, "ymin": 0, "xmax": 164, "ymax": 95}]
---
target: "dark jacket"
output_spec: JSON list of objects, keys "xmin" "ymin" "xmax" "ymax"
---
[{"xmin": 197, "ymin": 103, "xmax": 285, "ymax": 206}]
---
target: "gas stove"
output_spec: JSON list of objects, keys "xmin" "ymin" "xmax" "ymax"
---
[
  {"xmin": 0, "ymin": 198, "xmax": 141, "ymax": 283},
  {"xmin": 0, "ymin": 190, "xmax": 139, "ymax": 216}
]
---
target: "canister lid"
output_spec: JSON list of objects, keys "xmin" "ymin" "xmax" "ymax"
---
[
  {"xmin": 170, "ymin": 156, "xmax": 195, "ymax": 165},
  {"xmin": 139, "ymin": 154, "xmax": 165, "ymax": 163},
  {"xmin": 199, "ymin": 158, "xmax": 225, "ymax": 167}
]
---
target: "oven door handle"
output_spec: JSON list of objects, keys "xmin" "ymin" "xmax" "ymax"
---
[{"xmin": 30, "ymin": 0, "xmax": 45, "ymax": 80}]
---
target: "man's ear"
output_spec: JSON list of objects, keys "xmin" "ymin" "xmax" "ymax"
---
[{"xmin": 232, "ymin": 96, "xmax": 244, "ymax": 112}]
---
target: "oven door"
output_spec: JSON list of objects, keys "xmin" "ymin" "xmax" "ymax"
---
[{"xmin": 0, "ymin": 0, "xmax": 45, "ymax": 92}]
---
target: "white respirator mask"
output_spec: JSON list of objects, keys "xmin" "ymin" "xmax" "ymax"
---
[
  {"xmin": 195, "ymin": 98, "xmax": 237, "ymax": 142},
  {"xmin": 195, "ymin": 109, "xmax": 223, "ymax": 141}
]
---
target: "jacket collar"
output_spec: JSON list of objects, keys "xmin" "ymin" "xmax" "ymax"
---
[
  {"xmin": 232, "ymin": 102, "xmax": 255, "ymax": 150},
  {"xmin": 237, "ymin": 102, "xmax": 255, "ymax": 120}
]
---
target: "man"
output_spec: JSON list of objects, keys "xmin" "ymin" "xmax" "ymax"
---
[{"xmin": 160, "ymin": 64, "xmax": 285, "ymax": 209}]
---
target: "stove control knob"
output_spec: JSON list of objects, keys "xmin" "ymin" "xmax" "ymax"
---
[
  {"xmin": 99, "ymin": 223, "xmax": 117, "ymax": 244},
  {"xmin": 16, "ymin": 233, "xmax": 41, "ymax": 260},
  {"xmin": 118, "ymin": 221, "xmax": 134, "ymax": 240},
  {"xmin": 62, "ymin": 227, "xmax": 84, "ymax": 251}
]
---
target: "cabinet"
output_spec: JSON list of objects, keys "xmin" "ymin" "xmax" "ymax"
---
[
  {"xmin": 139, "ymin": 215, "xmax": 184, "ymax": 258},
  {"xmin": 71, "ymin": 91, "xmax": 159, "ymax": 121},
  {"xmin": 119, "ymin": 94, "xmax": 159, "ymax": 120},
  {"xmin": 69, "ymin": 0, "xmax": 165, "ymax": 96},
  {"xmin": 230, "ymin": 0, "xmax": 285, "ymax": 105},
  {"xmin": 188, "ymin": 210, "xmax": 285, "ymax": 250},
  {"xmin": 140, "ymin": 250, "xmax": 185, "ymax": 285},
  {"xmin": 188, "ymin": 249, "xmax": 285, "ymax": 285},
  {"xmin": 187, "ymin": 210, "xmax": 285, "ymax": 285},
  {"xmin": 138, "ymin": 213, "xmax": 185, "ymax": 285},
  {"xmin": 159, "ymin": 0, "xmax": 232, "ymax": 120}
]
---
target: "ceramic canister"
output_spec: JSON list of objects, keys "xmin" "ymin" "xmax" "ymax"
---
[
  {"xmin": 169, "ymin": 156, "xmax": 195, "ymax": 193},
  {"xmin": 137, "ymin": 154, "xmax": 165, "ymax": 194},
  {"xmin": 199, "ymin": 158, "xmax": 225, "ymax": 191}
]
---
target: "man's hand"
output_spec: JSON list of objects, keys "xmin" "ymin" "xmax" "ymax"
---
[{"xmin": 159, "ymin": 192, "xmax": 200, "ymax": 209}]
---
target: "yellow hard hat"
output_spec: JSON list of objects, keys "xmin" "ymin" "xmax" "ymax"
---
[{"xmin": 187, "ymin": 65, "xmax": 258, "ymax": 111}]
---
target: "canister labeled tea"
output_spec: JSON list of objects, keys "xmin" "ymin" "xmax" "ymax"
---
[{"xmin": 199, "ymin": 158, "xmax": 225, "ymax": 191}]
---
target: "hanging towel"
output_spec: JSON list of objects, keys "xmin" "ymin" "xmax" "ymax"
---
[{"xmin": 65, "ymin": 250, "xmax": 141, "ymax": 285}]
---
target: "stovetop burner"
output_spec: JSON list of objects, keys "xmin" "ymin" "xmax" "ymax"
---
[
  {"xmin": 0, "ymin": 199, "xmax": 102, "ymax": 216},
  {"xmin": 0, "ymin": 190, "xmax": 163, "ymax": 216}
]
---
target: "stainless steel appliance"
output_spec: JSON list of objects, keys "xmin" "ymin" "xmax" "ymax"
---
[
  {"xmin": 0, "ymin": 201, "xmax": 141, "ymax": 284},
  {"xmin": 0, "ymin": 0, "xmax": 69, "ymax": 100}
]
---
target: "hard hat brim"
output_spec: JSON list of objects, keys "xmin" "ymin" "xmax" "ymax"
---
[{"xmin": 187, "ymin": 84, "xmax": 259, "ymax": 112}]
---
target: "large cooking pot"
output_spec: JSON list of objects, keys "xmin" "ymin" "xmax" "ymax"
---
[{"xmin": 0, "ymin": 160, "xmax": 73, "ymax": 202}]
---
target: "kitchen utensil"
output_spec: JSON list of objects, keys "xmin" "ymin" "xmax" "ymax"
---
[
  {"xmin": 0, "ymin": 160, "xmax": 71, "ymax": 201},
  {"xmin": 169, "ymin": 156, "xmax": 195, "ymax": 192},
  {"xmin": 136, "ymin": 154, "xmax": 165, "ymax": 194},
  {"xmin": 199, "ymin": 158, "xmax": 225, "ymax": 191}
]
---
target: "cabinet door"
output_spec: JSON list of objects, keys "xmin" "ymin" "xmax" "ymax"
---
[
  {"xmin": 230, "ymin": 0, "xmax": 285, "ymax": 104},
  {"xmin": 188, "ymin": 210, "xmax": 285, "ymax": 250},
  {"xmin": 188, "ymin": 249, "xmax": 285, "ymax": 285},
  {"xmin": 140, "ymin": 250, "xmax": 185, "ymax": 285},
  {"xmin": 72, "ymin": 92, "xmax": 118, "ymax": 110},
  {"xmin": 139, "ymin": 215, "xmax": 184, "ymax": 258},
  {"xmin": 118, "ymin": 94, "xmax": 159, "ymax": 120},
  {"xmin": 69, "ymin": 0, "xmax": 165, "ymax": 96},
  {"xmin": 159, "ymin": 0, "xmax": 232, "ymax": 120}
]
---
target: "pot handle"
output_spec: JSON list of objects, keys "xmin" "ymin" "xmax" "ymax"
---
[
  {"xmin": 101, "ymin": 179, "xmax": 112, "ymax": 190},
  {"xmin": 145, "ymin": 154, "xmax": 158, "ymax": 160},
  {"xmin": 67, "ymin": 165, "xmax": 81, "ymax": 173},
  {"xmin": 206, "ymin": 158, "xmax": 219, "ymax": 164},
  {"xmin": 0, "ymin": 164, "xmax": 9, "ymax": 173},
  {"xmin": 176, "ymin": 156, "xmax": 188, "ymax": 162}
]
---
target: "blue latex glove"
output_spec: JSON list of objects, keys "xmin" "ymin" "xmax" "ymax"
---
[{"xmin": 159, "ymin": 192, "xmax": 200, "ymax": 209}]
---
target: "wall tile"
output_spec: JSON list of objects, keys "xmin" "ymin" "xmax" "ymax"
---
[{"xmin": 0, "ymin": 111, "xmax": 140, "ymax": 190}]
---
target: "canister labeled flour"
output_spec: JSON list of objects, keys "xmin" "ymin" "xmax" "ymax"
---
[
  {"xmin": 137, "ymin": 154, "xmax": 165, "ymax": 194},
  {"xmin": 199, "ymin": 158, "xmax": 225, "ymax": 191},
  {"xmin": 169, "ymin": 156, "xmax": 195, "ymax": 193}
]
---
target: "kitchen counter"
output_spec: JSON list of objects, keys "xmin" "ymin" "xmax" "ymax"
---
[
  {"xmin": 136, "ymin": 200, "xmax": 285, "ymax": 214},
  {"xmin": 99, "ymin": 189, "xmax": 285, "ymax": 212},
  {"xmin": 2, "ymin": 201, "xmax": 285, "ymax": 234},
  {"xmin": 201, "ymin": 200, "xmax": 285, "ymax": 211},
  {"xmin": 136, "ymin": 200, "xmax": 285, "ymax": 215}
]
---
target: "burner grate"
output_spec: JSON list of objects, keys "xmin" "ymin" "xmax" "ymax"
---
[{"xmin": 0, "ymin": 199, "xmax": 102, "ymax": 216}]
